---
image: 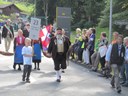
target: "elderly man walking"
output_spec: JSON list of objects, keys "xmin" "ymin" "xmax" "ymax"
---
[
  {"xmin": 2, "ymin": 19, "xmax": 14, "ymax": 52},
  {"xmin": 106, "ymin": 35, "xmax": 125, "ymax": 93},
  {"xmin": 48, "ymin": 27, "xmax": 71, "ymax": 82}
]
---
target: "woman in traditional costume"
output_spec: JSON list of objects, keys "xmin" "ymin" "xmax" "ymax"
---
[
  {"xmin": 13, "ymin": 29, "xmax": 25, "ymax": 70},
  {"xmin": 32, "ymin": 39, "xmax": 42, "ymax": 70}
]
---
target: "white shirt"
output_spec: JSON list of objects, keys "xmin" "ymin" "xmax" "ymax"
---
[
  {"xmin": 125, "ymin": 47, "xmax": 128, "ymax": 61},
  {"xmin": 19, "ymin": 37, "xmax": 22, "ymax": 44},
  {"xmin": 105, "ymin": 44, "xmax": 112, "ymax": 62},
  {"xmin": 22, "ymin": 46, "xmax": 33, "ymax": 65}
]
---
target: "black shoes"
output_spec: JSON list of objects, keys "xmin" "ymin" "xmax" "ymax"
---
[
  {"xmin": 62, "ymin": 71, "xmax": 65, "ymax": 73},
  {"xmin": 56, "ymin": 76, "xmax": 61, "ymax": 82},
  {"xmin": 22, "ymin": 78, "xmax": 25, "ymax": 82},
  {"xmin": 34, "ymin": 67, "xmax": 40, "ymax": 70},
  {"xmin": 110, "ymin": 82, "xmax": 115, "ymax": 88},
  {"xmin": 18, "ymin": 68, "xmax": 21, "ymax": 71},
  {"xmin": 13, "ymin": 65, "xmax": 21, "ymax": 70},
  {"xmin": 26, "ymin": 80, "xmax": 31, "ymax": 83},
  {"xmin": 117, "ymin": 88, "xmax": 121, "ymax": 93},
  {"xmin": 22, "ymin": 79, "xmax": 30, "ymax": 83},
  {"xmin": 56, "ymin": 79, "xmax": 61, "ymax": 82},
  {"xmin": 22, "ymin": 76, "xmax": 30, "ymax": 83},
  {"xmin": 34, "ymin": 67, "xmax": 36, "ymax": 70},
  {"xmin": 13, "ymin": 65, "xmax": 16, "ymax": 70}
]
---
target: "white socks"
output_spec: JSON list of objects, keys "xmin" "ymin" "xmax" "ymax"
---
[{"xmin": 56, "ymin": 70, "xmax": 61, "ymax": 79}]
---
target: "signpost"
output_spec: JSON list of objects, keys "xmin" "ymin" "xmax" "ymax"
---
[
  {"xmin": 56, "ymin": 7, "xmax": 71, "ymax": 38},
  {"xmin": 29, "ymin": 18, "xmax": 41, "ymax": 40}
]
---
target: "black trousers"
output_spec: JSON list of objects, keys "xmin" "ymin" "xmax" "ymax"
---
[
  {"xmin": 53, "ymin": 53, "xmax": 67, "ymax": 71},
  {"xmin": 89, "ymin": 50, "xmax": 94, "ymax": 64},
  {"xmin": 100, "ymin": 56, "xmax": 105, "ymax": 69},
  {"xmin": 22, "ymin": 65, "xmax": 32, "ymax": 81},
  {"xmin": 78, "ymin": 48, "xmax": 83, "ymax": 61}
]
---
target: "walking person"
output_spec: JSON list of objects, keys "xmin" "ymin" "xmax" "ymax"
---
[
  {"xmin": 32, "ymin": 39, "xmax": 42, "ymax": 70},
  {"xmin": 13, "ymin": 29, "xmax": 25, "ymax": 70},
  {"xmin": 2, "ymin": 19, "xmax": 14, "ymax": 52},
  {"xmin": 106, "ymin": 35, "xmax": 125, "ymax": 93},
  {"xmin": 22, "ymin": 38, "xmax": 33, "ymax": 83},
  {"xmin": 105, "ymin": 32, "xmax": 119, "ymax": 77},
  {"xmin": 47, "ymin": 27, "xmax": 71, "ymax": 82}
]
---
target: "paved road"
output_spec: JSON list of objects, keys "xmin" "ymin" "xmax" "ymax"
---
[{"xmin": 0, "ymin": 39, "xmax": 128, "ymax": 96}]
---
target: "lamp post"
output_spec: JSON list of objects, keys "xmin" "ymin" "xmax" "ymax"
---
[{"xmin": 109, "ymin": 0, "xmax": 113, "ymax": 43}]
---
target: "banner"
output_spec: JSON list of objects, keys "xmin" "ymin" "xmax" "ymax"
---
[{"xmin": 29, "ymin": 18, "xmax": 41, "ymax": 40}]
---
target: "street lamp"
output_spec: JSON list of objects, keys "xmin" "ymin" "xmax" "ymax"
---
[{"xmin": 109, "ymin": 0, "xmax": 112, "ymax": 43}]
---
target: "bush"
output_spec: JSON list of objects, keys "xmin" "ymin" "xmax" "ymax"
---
[
  {"xmin": 83, "ymin": 21, "xmax": 95, "ymax": 29},
  {"xmin": 113, "ymin": 24, "xmax": 128, "ymax": 37},
  {"xmin": 0, "ymin": 15, "xmax": 10, "ymax": 20}
]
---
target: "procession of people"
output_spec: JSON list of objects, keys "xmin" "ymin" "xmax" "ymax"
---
[{"xmin": 0, "ymin": 19, "xmax": 128, "ymax": 94}]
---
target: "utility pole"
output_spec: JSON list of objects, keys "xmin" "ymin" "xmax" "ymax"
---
[
  {"xmin": 34, "ymin": 0, "xmax": 36, "ymax": 17},
  {"xmin": 109, "ymin": 0, "xmax": 113, "ymax": 43}
]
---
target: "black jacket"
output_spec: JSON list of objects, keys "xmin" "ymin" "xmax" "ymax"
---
[
  {"xmin": 110, "ymin": 43, "xmax": 125, "ymax": 65},
  {"xmin": 48, "ymin": 36, "xmax": 71, "ymax": 59},
  {"xmin": 23, "ymin": 29, "xmax": 29, "ymax": 38},
  {"xmin": 2, "ymin": 25, "xmax": 14, "ymax": 38}
]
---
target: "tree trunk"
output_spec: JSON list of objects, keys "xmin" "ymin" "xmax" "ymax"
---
[{"xmin": 88, "ymin": 16, "xmax": 91, "ymax": 22}]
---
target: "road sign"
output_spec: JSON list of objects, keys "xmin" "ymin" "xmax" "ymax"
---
[
  {"xmin": 29, "ymin": 18, "xmax": 41, "ymax": 40},
  {"xmin": 56, "ymin": 7, "xmax": 71, "ymax": 38}
]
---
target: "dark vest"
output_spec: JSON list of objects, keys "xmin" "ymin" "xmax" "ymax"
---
[
  {"xmin": 2, "ymin": 25, "xmax": 14, "ymax": 38},
  {"xmin": 110, "ymin": 43, "xmax": 125, "ymax": 65},
  {"xmin": 48, "ymin": 36, "xmax": 71, "ymax": 59}
]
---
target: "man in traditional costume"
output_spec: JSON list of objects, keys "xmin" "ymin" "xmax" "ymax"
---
[{"xmin": 48, "ymin": 27, "xmax": 71, "ymax": 82}]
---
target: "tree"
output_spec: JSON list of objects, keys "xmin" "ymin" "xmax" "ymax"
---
[
  {"xmin": 99, "ymin": 0, "xmax": 128, "ymax": 27},
  {"xmin": 42, "ymin": 0, "xmax": 48, "ymax": 25},
  {"xmin": 34, "ymin": 0, "xmax": 105, "ymax": 28},
  {"xmin": 71, "ymin": 0, "xmax": 105, "ymax": 28},
  {"xmin": 99, "ymin": 0, "xmax": 128, "ymax": 36}
]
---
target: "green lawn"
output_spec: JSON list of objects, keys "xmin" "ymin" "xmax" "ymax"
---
[
  {"xmin": 95, "ymin": 27, "xmax": 109, "ymax": 42},
  {"xmin": 16, "ymin": 3, "xmax": 34, "ymax": 15}
]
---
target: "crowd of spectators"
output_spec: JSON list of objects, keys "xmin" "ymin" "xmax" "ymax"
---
[{"xmin": 70, "ymin": 28, "xmax": 128, "ymax": 93}]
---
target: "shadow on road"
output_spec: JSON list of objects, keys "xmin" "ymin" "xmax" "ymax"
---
[{"xmin": 0, "ymin": 69, "xmax": 22, "ymax": 74}]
